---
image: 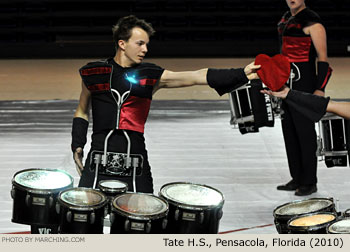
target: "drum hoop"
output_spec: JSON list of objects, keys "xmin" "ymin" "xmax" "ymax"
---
[
  {"xmin": 327, "ymin": 219, "xmax": 350, "ymax": 234},
  {"xmin": 273, "ymin": 197, "xmax": 334, "ymax": 218},
  {"xmin": 58, "ymin": 187, "xmax": 107, "ymax": 210},
  {"xmin": 287, "ymin": 212, "xmax": 337, "ymax": 231},
  {"xmin": 159, "ymin": 182, "xmax": 225, "ymax": 210},
  {"xmin": 111, "ymin": 192, "xmax": 169, "ymax": 220},
  {"xmin": 12, "ymin": 168, "xmax": 74, "ymax": 194},
  {"xmin": 98, "ymin": 180, "xmax": 128, "ymax": 193}
]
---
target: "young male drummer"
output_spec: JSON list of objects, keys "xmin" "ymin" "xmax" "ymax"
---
[{"xmin": 71, "ymin": 15, "xmax": 260, "ymax": 193}]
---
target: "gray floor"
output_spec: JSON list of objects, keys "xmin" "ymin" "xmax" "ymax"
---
[{"xmin": 1, "ymin": 99, "xmax": 350, "ymax": 234}]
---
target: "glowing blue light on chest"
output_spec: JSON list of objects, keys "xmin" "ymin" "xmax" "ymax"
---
[{"xmin": 124, "ymin": 72, "xmax": 139, "ymax": 84}]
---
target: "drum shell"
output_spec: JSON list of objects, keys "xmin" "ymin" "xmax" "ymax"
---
[
  {"xmin": 159, "ymin": 182, "xmax": 224, "ymax": 234},
  {"xmin": 11, "ymin": 168, "xmax": 73, "ymax": 226},
  {"xmin": 287, "ymin": 212, "xmax": 337, "ymax": 234},
  {"xmin": 57, "ymin": 188, "xmax": 107, "ymax": 234},
  {"xmin": 98, "ymin": 180, "xmax": 128, "ymax": 214},
  {"xmin": 273, "ymin": 198, "xmax": 335, "ymax": 234},
  {"xmin": 109, "ymin": 193, "xmax": 168, "ymax": 234}
]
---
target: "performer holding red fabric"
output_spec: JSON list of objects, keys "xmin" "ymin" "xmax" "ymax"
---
[
  {"xmin": 276, "ymin": 0, "xmax": 332, "ymax": 196},
  {"xmin": 71, "ymin": 15, "xmax": 260, "ymax": 193}
]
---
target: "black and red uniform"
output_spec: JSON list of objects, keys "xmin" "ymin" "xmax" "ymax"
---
[
  {"xmin": 277, "ymin": 8, "xmax": 331, "ymax": 186},
  {"xmin": 78, "ymin": 58, "xmax": 164, "ymax": 193}
]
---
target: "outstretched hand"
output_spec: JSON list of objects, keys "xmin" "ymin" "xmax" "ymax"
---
[
  {"xmin": 73, "ymin": 147, "xmax": 84, "ymax": 176},
  {"xmin": 260, "ymin": 85, "xmax": 290, "ymax": 99},
  {"xmin": 244, "ymin": 62, "xmax": 261, "ymax": 80}
]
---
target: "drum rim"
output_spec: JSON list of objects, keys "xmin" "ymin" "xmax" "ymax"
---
[
  {"xmin": 159, "ymin": 181, "xmax": 225, "ymax": 210},
  {"xmin": 58, "ymin": 187, "xmax": 107, "ymax": 211},
  {"xmin": 111, "ymin": 192, "xmax": 169, "ymax": 220},
  {"xmin": 12, "ymin": 168, "xmax": 74, "ymax": 194},
  {"xmin": 273, "ymin": 197, "xmax": 334, "ymax": 218},
  {"xmin": 327, "ymin": 218, "xmax": 350, "ymax": 234},
  {"xmin": 98, "ymin": 180, "xmax": 128, "ymax": 193},
  {"xmin": 287, "ymin": 212, "xmax": 337, "ymax": 232}
]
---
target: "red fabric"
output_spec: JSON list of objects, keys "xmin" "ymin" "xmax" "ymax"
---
[
  {"xmin": 81, "ymin": 67, "xmax": 112, "ymax": 76},
  {"xmin": 282, "ymin": 36, "xmax": 312, "ymax": 62},
  {"xmin": 255, "ymin": 54, "xmax": 291, "ymax": 91},
  {"xmin": 139, "ymin": 78, "xmax": 158, "ymax": 86},
  {"xmin": 320, "ymin": 66, "xmax": 333, "ymax": 89},
  {"xmin": 87, "ymin": 83, "xmax": 110, "ymax": 92},
  {"xmin": 118, "ymin": 96, "xmax": 152, "ymax": 133}
]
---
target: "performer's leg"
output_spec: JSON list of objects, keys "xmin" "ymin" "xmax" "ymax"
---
[{"xmin": 78, "ymin": 152, "xmax": 95, "ymax": 187}]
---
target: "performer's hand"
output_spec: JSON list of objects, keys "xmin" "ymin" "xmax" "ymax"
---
[
  {"xmin": 244, "ymin": 62, "xmax": 261, "ymax": 80},
  {"xmin": 261, "ymin": 85, "xmax": 290, "ymax": 99},
  {"xmin": 313, "ymin": 89, "xmax": 325, "ymax": 97},
  {"xmin": 73, "ymin": 147, "xmax": 84, "ymax": 176}
]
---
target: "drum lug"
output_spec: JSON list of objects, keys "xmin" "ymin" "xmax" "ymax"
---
[
  {"xmin": 55, "ymin": 203, "xmax": 60, "ymax": 214},
  {"xmin": 66, "ymin": 211, "xmax": 72, "ymax": 223},
  {"xmin": 217, "ymin": 209, "xmax": 223, "ymax": 220},
  {"xmin": 10, "ymin": 188, "xmax": 15, "ymax": 199},
  {"xmin": 90, "ymin": 213, "xmax": 95, "ymax": 224},
  {"xmin": 124, "ymin": 219, "xmax": 130, "ymax": 232},
  {"xmin": 110, "ymin": 213, "xmax": 115, "ymax": 224},
  {"xmin": 48, "ymin": 196, "xmax": 54, "ymax": 208},
  {"xmin": 174, "ymin": 209, "xmax": 180, "ymax": 221},
  {"xmin": 162, "ymin": 219, "xmax": 168, "ymax": 230},
  {"xmin": 145, "ymin": 222, "xmax": 152, "ymax": 234},
  {"xmin": 199, "ymin": 212, "xmax": 205, "ymax": 224},
  {"xmin": 25, "ymin": 194, "xmax": 31, "ymax": 207}
]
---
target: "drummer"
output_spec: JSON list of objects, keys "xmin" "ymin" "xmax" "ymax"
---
[
  {"xmin": 261, "ymin": 85, "xmax": 350, "ymax": 121},
  {"xmin": 71, "ymin": 15, "xmax": 260, "ymax": 193}
]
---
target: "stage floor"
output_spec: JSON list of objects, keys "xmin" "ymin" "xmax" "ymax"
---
[{"xmin": 1, "ymin": 99, "xmax": 350, "ymax": 234}]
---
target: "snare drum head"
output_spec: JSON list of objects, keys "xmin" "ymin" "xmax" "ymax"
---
[
  {"xmin": 59, "ymin": 188, "xmax": 106, "ymax": 208},
  {"xmin": 98, "ymin": 180, "xmax": 128, "ymax": 192},
  {"xmin": 160, "ymin": 182, "xmax": 224, "ymax": 208},
  {"xmin": 274, "ymin": 198, "xmax": 333, "ymax": 217},
  {"xmin": 289, "ymin": 213, "xmax": 336, "ymax": 228},
  {"xmin": 13, "ymin": 168, "xmax": 73, "ymax": 191},
  {"xmin": 328, "ymin": 219, "xmax": 350, "ymax": 233},
  {"xmin": 113, "ymin": 193, "xmax": 168, "ymax": 216}
]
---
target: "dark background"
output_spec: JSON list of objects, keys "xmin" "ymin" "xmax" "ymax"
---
[{"xmin": 0, "ymin": 0, "xmax": 349, "ymax": 58}]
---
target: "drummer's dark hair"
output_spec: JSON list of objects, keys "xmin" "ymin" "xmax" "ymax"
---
[{"xmin": 112, "ymin": 15, "xmax": 155, "ymax": 47}]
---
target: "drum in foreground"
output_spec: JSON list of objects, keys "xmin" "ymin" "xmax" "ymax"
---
[
  {"xmin": 287, "ymin": 212, "xmax": 337, "ymax": 234},
  {"xmin": 110, "ymin": 192, "xmax": 168, "ymax": 234},
  {"xmin": 11, "ymin": 168, "xmax": 73, "ymax": 226},
  {"xmin": 159, "ymin": 182, "xmax": 224, "ymax": 234},
  {"xmin": 327, "ymin": 218, "xmax": 350, "ymax": 234},
  {"xmin": 273, "ymin": 198, "xmax": 335, "ymax": 234},
  {"xmin": 57, "ymin": 187, "xmax": 107, "ymax": 234},
  {"xmin": 98, "ymin": 180, "xmax": 128, "ymax": 214}
]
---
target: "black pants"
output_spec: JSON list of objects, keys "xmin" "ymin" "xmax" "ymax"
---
[
  {"xmin": 281, "ymin": 101, "xmax": 317, "ymax": 185},
  {"xmin": 78, "ymin": 151, "xmax": 154, "ymax": 193}
]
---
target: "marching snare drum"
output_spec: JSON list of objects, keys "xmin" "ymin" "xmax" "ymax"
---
[
  {"xmin": 327, "ymin": 218, "xmax": 350, "ymax": 234},
  {"xmin": 318, "ymin": 113, "xmax": 349, "ymax": 167},
  {"xmin": 98, "ymin": 180, "xmax": 128, "ymax": 214},
  {"xmin": 159, "ymin": 182, "xmax": 224, "ymax": 234},
  {"xmin": 287, "ymin": 212, "xmax": 337, "ymax": 234},
  {"xmin": 110, "ymin": 193, "xmax": 168, "ymax": 234},
  {"xmin": 57, "ymin": 187, "xmax": 107, "ymax": 234},
  {"xmin": 229, "ymin": 80, "xmax": 275, "ymax": 134},
  {"xmin": 11, "ymin": 168, "xmax": 73, "ymax": 226},
  {"xmin": 273, "ymin": 198, "xmax": 335, "ymax": 234}
]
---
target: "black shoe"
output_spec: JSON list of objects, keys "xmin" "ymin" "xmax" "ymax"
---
[
  {"xmin": 277, "ymin": 180, "xmax": 299, "ymax": 191},
  {"xmin": 295, "ymin": 184, "xmax": 317, "ymax": 196}
]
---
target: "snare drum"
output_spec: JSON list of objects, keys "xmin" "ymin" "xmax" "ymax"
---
[
  {"xmin": 57, "ymin": 187, "xmax": 107, "ymax": 234},
  {"xmin": 11, "ymin": 168, "xmax": 73, "ymax": 226},
  {"xmin": 287, "ymin": 212, "xmax": 337, "ymax": 234},
  {"xmin": 273, "ymin": 198, "xmax": 335, "ymax": 234},
  {"xmin": 159, "ymin": 182, "xmax": 224, "ymax": 234},
  {"xmin": 98, "ymin": 180, "xmax": 128, "ymax": 214},
  {"xmin": 229, "ymin": 80, "xmax": 274, "ymax": 134},
  {"xmin": 327, "ymin": 218, "xmax": 350, "ymax": 234},
  {"xmin": 318, "ymin": 113, "xmax": 349, "ymax": 167},
  {"xmin": 110, "ymin": 193, "xmax": 168, "ymax": 234}
]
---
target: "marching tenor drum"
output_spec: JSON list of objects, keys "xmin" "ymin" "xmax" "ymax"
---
[
  {"xmin": 110, "ymin": 193, "xmax": 168, "ymax": 234},
  {"xmin": 11, "ymin": 168, "xmax": 73, "ymax": 232},
  {"xmin": 98, "ymin": 180, "xmax": 128, "ymax": 214},
  {"xmin": 57, "ymin": 187, "xmax": 107, "ymax": 234},
  {"xmin": 317, "ymin": 113, "xmax": 350, "ymax": 167},
  {"xmin": 327, "ymin": 218, "xmax": 350, "ymax": 234},
  {"xmin": 229, "ymin": 80, "xmax": 275, "ymax": 134},
  {"xmin": 159, "ymin": 182, "xmax": 224, "ymax": 234},
  {"xmin": 287, "ymin": 212, "xmax": 337, "ymax": 234},
  {"xmin": 273, "ymin": 198, "xmax": 336, "ymax": 234}
]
